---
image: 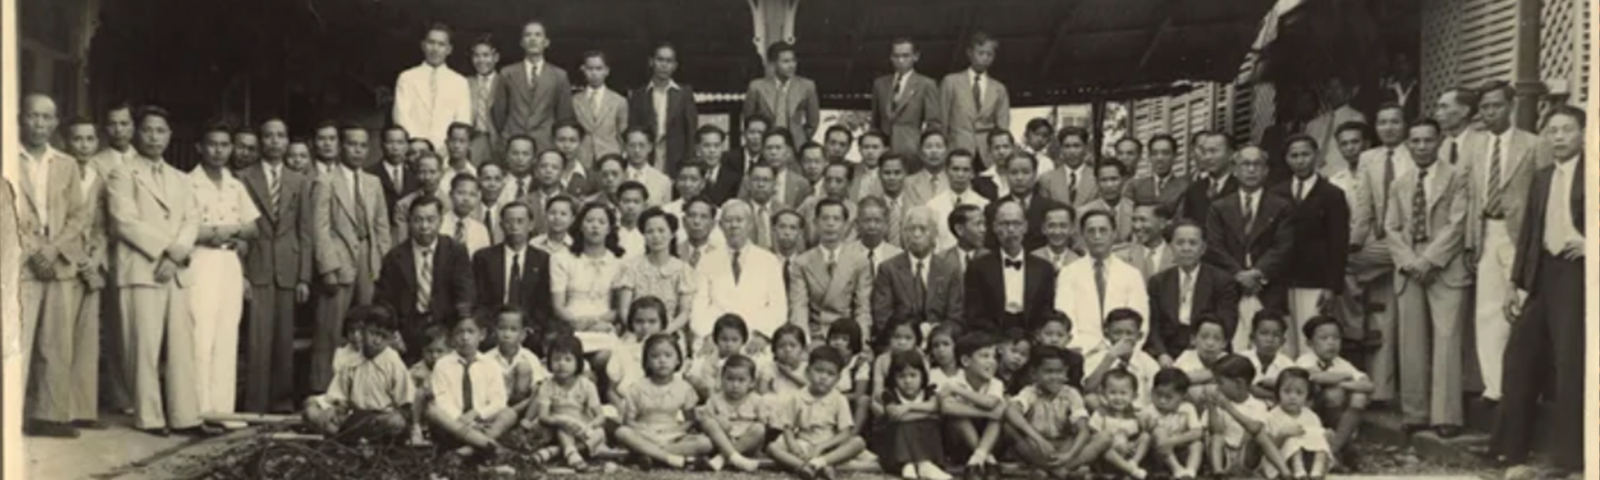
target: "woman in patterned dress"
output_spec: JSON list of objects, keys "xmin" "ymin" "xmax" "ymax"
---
[{"xmin": 615, "ymin": 207, "xmax": 697, "ymax": 339}]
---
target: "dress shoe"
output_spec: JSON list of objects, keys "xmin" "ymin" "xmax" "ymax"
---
[
  {"xmin": 1434, "ymin": 425, "xmax": 1462, "ymax": 438},
  {"xmin": 24, "ymin": 421, "xmax": 79, "ymax": 438},
  {"xmin": 1400, "ymin": 424, "xmax": 1430, "ymax": 435}
]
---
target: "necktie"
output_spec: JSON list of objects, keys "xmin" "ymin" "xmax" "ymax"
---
[
  {"xmin": 776, "ymin": 81, "xmax": 790, "ymax": 127},
  {"xmin": 1093, "ymin": 259, "xmax": 1107, "ymax": 317},
  {"xmin": 508, "ymin": 250, "xmax": 524, "ymax": 306},
  {"xmin": 455, "ymin": 218, "xmax": 467, "ymax": 243},
  {"xmin": 484, "ymin": 204, "xmax": 497, "ymax": 235},
  {"xmin": 894, "ymin": 74, "xmax": 906, "ymax": 100},
  {"xmin": 971, "ymin": 72, "xmax": 982, "ymax": 106},
  {"xmin": 1449, "ymin": 140, "xmax": 1459, "ymax": 165},
  {"xmin": 1179, "ymin": 271, "xmax": 1194, "ymax": 313},
  {"xmin": 1068, "ymin": 172, "xmax": 1078, "ymax": 202},
  {"xmin": 353, "ymin": 172, "xmax": 368, "ymax": 231},
  {"xmin": 1155, "ymin": 177, "xmax": 1164, "ymax": 198},
  {"xmin": 1149, "ymin": 248, "xmax": 1160, "ymax": 271},
  {"xmin": 732, "ymin": 249, "xmax": 743, "ymax": 283},
  {"xmin": 827, "ymin": 250, "xmax": 836, "ymax": 276},
  {"xmin": 268, "ymin": 165, "xmax": 281, "ymax": 213},
  {"xmin": 1294, "ymin": 180, "xmax": 1303, "ymax": 202},
  {"xmin": 1487, "ymin": 136, "xmax": 1503, "ymax": 211},
  {"xmin": 1242, "ymin": 192, "xmax": 1256, "ymax": 230},
  {"xmin": 868, "ymin": 249, "xmax": 877, "ymax": 271},
  {"xmin": 461, "ymin": 358, "xmax": 474, "ymax": 413},
  {"xmin": 418, "ymin": 247, "xmax": 434, "ymax": 312},
  {"xmin": 1412, "ymin": 168, "xmax": 1429, "ymax": 244},
  {"xmin": 1377, "ymin": 148, "xmax": 1395, "ymax": 239},
  {"xmin": 912, "ymin": 259, "xmax": 927, "ymax": 313},
  {"xmin": 689, "ymin": 245, "xmax": 703, "ymax": 267},
  {"xmin": 518, "ymin": 177, "xmax": 529, "ymax": 198}
]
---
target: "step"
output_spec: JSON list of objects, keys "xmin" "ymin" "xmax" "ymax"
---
[{"xmin": 1360, "ymin": 400, "xmax": 1557, "ymax": 465}]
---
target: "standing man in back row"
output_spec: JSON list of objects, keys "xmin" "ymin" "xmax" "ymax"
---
[
  {"xmin": 631, "ymin": 43, "xmax": 698, "ymax": 176},
  {"xmin": 871, "ymin": 37, "xmax": 941, "ymax": 158},
  {"xmin": 744, "ymin": 42, "xmax": 820, "ymax": 150},
  {"xmin": 940, "ymin": 32, "xmax": 1009, "ymax": 170},
  {"xmin": 492, "ymin": 19, "xmax": 575, "ymax": 153},
  {"xmin": 394, "ymin": 23, "xmax": 471, "ymax": 152}
]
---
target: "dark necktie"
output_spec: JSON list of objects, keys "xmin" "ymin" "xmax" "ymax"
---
[
  {"xmin": 1449, "ymin": 140, "xmax": 1459, "ymax": 165},
  {"xmin": 971, "ymin": 73, "xmax": 983, "ymax": 107},
  {"xmin": 268, "ymin": 166, "xmax": 281, "ymax": 214},
  {"xmin": 1242, "ymin": 192, "xmax": 1256, "ymax": 231},
  {"xmin": 912, "ymin": 259, "xmax": 926, "ymax": 313},
  {"xmin": 461, "ymin": 358, "xmax": 474, "ymax": 413},
  {"xmin": 1412, "ymin": 168, "xmax": 1429, "ymax": 244},
  {"xmin": 1487, "ymin": 136, "xmax": 1503, "ymax": 217},
  {"xmin": 455, "ymin": 218, "xmax": 467, "ymax": 243},
  {"xmin": 1093, "ymin": 259, "xmax": 1107, "ymax": 319},
  {"xmin": 418, "ymin": 247, "xmax": 434, "ymax": 312},
  {"xmin": 1377, "ymin": 148, "xmax": 1395, "ymax": 240},
  {"xmin": 484, "ymin": 204, "xmax": 497, "ymax": 235},
  {"xmin": 508, "ymin": 250, "xmax": 524, "ymax": 307},
  {"xmin": 732, "ymin": 249, "xmax": 743, "ymax": 283},
  {"xmin": 1068, "ymin": 172, "xmax": 1078, "ymax": 202}
]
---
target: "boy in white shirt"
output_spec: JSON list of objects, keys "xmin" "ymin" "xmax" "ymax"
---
[
  {"xmin": 1084, "ymin": 308, "xmax": 1162, "ymax": 408},
  {"xmin": 428, "ymin": 315, "xmax": 518, "ymax": 461},
  {"xmin": 441, "ymin": 174, "xmax": 492, "ymax": 255},
  {"xmin": 1238, "ymin": 311, "xmax": 1295, "ymax": 402},
  {"xmin": 1205, "ymin": 355, "xmax": 1290, "ymax": 476},
  {"xmin": 484, "ymin": 307, "xmax": 549, "ymax": 417},
  {"xmin": 939, "ymin": 331, "xmax": 1008, "ymax": 477},
  {"xmin": 1296, "ymin": 315, "xmax": 1373, "ymax": 460},
  {"xmin": 1171, "ymin": 315, "xmax": 1230, "ymax": 400}
]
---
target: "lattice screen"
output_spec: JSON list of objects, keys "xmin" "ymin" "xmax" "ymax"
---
[
  {"xmin": 1541, "ymin": 0, "xmax": 1591, "ymax": 106},
  {"xmin": 1420, "ymin": 0, "xmax": 1519, "ymax": 106}
]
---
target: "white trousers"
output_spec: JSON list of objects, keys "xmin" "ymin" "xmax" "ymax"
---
[
  {"xmin": 1287, "ymin": 288, "xmax": 1329, "ymax": 358},
  {"xmin": 1232, "ymin": 295, "xmax": 1264, "ymax": 353},
  {"xmin": 189, "ymin": 248, "xmax": 245, "ymax": 418},
  {"xmin": 1473, "ymin": 220, "xmax": 1515, "ymax": 400}
]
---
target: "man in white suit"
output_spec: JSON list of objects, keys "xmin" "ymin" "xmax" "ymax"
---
[
  {"xmin": 939, "ymin": 32, "xmax": 1009, "ymax": 169},
  {"xmin": 393, "ymin": 23, "xmax": 472, "ymax": 152},
  {"xmin": 692, "ymin": 199, "xmax": 788, "ymax": 350},
  {"xmin": 1055, "ymin": 209, "xmax": 1148, "ymax": 351},
  {"xmin": 575, "ymin": 51, "xmax": 628, "ymax": 172},
  {"xmin": 1385, "ymin": 119, "xmax": 1470, "ymax": 438}
]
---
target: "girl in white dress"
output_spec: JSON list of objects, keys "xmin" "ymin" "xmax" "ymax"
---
[{"xmin": 1265, "ymin": 368, "xmax": 1330, "ymax": 480}]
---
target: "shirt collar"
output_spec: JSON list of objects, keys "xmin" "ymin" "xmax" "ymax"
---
[
  {"xmin": 415, "ymin": 238, "xmax": 438, "ymax": 253},
  {"xmin": 19, "ymin": 145, "xmax": 62, "ymax": 163},
  {"xmin": 651, "ymin": 79, "xmax": 680, "ymax": 92},
  {"xmin": 525, "ymin": 58, "xmax": 544, "ymax": 75}
]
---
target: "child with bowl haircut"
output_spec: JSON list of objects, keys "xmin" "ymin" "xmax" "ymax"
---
[
  {"xmin": 1003, "ymin": 345, "xmax": 1102, "ymax": 477},
  {"xmin": 696, "ymin": 354, "xmax": 771, "ymax": 472},
  {"xmin": 1296, "ymin": 315, "xmax": 1373, "ymax": 458},
  {"xmin": 304, "ymin": 305, "xmax": 416, "ymax": 442},
  {"xmin": 768, "ymin": 346, "xmax": 870, "ymax": 480}
]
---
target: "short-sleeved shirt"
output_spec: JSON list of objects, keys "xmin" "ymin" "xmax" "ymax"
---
[
  {"xmin": 928, "ymin": 367, "xmax": 962, "ymax": 391},
  {"xmin": 326, "ymin": 348, "xmax": 415, "ymax": 411},
  {"xmin": 945, "ymin": 373, "xmax": 1006, "ymax": 409},
  {"xmin": 1216, "ymin": 396, "xmax": 1270, "ymax": 447},
  {"xmin": 1173, "ymin": 350, "xmax": 1223, "ymax": 377},
  {"xmin": 332, "ymin": 345, "xmax": 362, "ymax": 373},
  {"xmin": 775, "ymin": 389, "xmax": 855, "ymax": 445},
  {"xmin": 534, "ymin": 376, "xmax": 602, "ymax": 421},
  {"xmin": 189, "ymin": 168, "xmax": 261, "ymax": 228},
  {"xmin": 486, "ymin": 347, "xmax": 550, "ymax": 389},
  {"xmin": 1088, "ymin": 408, "xmax": 1145, "ymax": 440},
  {"xmin": 615, "ymin": 255, "xmax": 698, "ymax": 317},
  {"xmin": 837, "ymin": 355, "xmax": 873, "ymax": 394},
  {"xmin": 621, "ymin": 377, "xmax": 700, "ymax": 421},
  {"xmin": 707, "ymin": 392, "xmax": 769, "ymax": 434},
  {"xmin": 1012, "ymin": 385, "xmax": 1087, "ymax": 440},
  {"xmin": 769, "ymin": 361, "xmax": 809, "ymax": 396},
  {"xmin": 1082, "ymin": 342, "xmax": 1161, "ymax": 406},
  {"xmin": 1240, "ymin": 348, "xmax": 1296, "ymax": 385},
  {"xmin": 1294, "ymin": 354, "xmax": 1370, "ymax": 383},
  {"xmin": 1267, "ymin": 406, "xmax": 1330, "ymax": 454},
  {"xmin": 1149, "ymin": 402, "xmax": 1204, "ymax": 436}
]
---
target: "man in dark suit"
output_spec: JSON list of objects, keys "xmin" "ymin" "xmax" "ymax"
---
[
  {"xmin": 984, "ymin": 151, "xmax": 1062, "ymax": 251},
  {"xmin": 238, "ymin": 127, "xmax": 313, "ymax": 414},
  {"xmin": 699, "ymin": 125, "xmax": 743, "ymax": 205},
  {"xmin": 491, "ymin": 20, "xmax": 576, "ymax": 152},
  {"xmin": 1179, "ymin": 131, "xmax": 1240, "ymax": 222},
  {"xmin": 871, "ymin": 206, "xmax": 961, "ymax": 340},
  {"xmin": 1492, "ymin": 105, "xmax": 1584, "ymax": 475},
  {"xmin": 871, "ymin": 38, "xmax": 942, "ymax": 158},
  {"xmin": 965, "ymin": 200, "xmax": 1054, "ymax": 333},
  {"xmin": 368, "ymin": 125, "xmax": 419, "ymax": 217},
  {"xmin": 1271, "ymin": 134, "xmax": 1349, "ymax": 352},
  {"xmin": 1204, "ymin": 146, "xmax": 1294, "ymax": 352},
  {"xmin": 375, "ymin": 195, "xmax": 475, "ymax": 361},
  {"xmin": 1145, "ymin": 219, "xmax": 1239, "ymax": 365},
  {"xmin": 1128, "ymin": 134, "xmax": 1190, "ymax": 209},
  {"xmin": 472, "ymin": 201, "xmax": 556, "ymax": 340},
  {"xmin": 629, "ymin": 43, "xmax": 698, "ymax": 175}
]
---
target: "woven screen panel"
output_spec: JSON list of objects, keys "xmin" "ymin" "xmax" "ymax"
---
[
  {"xmin": 1421, "ymin": 0, "xmax": 1518, "ymax": 105},
  {"xmin": 1541, "ymin": 0, "xmax": 1590, "ymax": 106}
]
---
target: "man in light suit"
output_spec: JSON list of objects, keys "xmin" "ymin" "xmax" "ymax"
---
[
  {"xmin": 1272, "ymin": 135, "xmax": 1350, "ymax": 351},
  {"xmin": 1348, "ymin": 103, "xmax": 1411, "ymax": 404},
  {"xmin": 691, "ymin": 199, "xmax": 789, "ymax": 348},
  {"xmin": 310, "ymin": 125, "xmax": 392, "ymax": 392},
  {"xmin": 1384, "ymin": 119, "xmax": 1469, "ymax": 438},
  {"xmin": 375, "ymin": 196, "xmax": 476, "ymax": 360},
  {"xmin": 872, "ymin": 206, "xmax": 962, "ymax": 338},
  {"xmin": 107, "ymin": 106, "xmax": 203, "ymax": 435},
  {"xmin": 491, "ymin": 20, "xmax": 575, "ymax": 152},
  {"xmin": 1115, "ymin": 203, "xmax": 1176, "ymax": 278},
  {"xmin": 1457, "ymin": 82, "xmax": 1538, "ymax": 404},
  {"xmin": 1056, "ymin": 210, "xmax": 1147, "ymax": 350},
  {"xmin": 966, "ymin": 200, "xmax": 1055, "ymax": 333},
  {"xmin": 871, "ymin": 38, "xmax": 942, "ymax": 157},
  {"xmin": 789, "ymin": 198, "xmax": 873, "ymax": 340},
  {"xmin": 1037, "ymin": 127, "xmax": 1098, "ymax": 208},
  {"xmin": 575, "ymin": 51, "xmax": 628, "ymax": 173},
  {"xmin": 1128, "ymin": 134, "xmax": 1190, "ymax": 209},
  {"xmin": 394, "ymin": 23, "xmax": 472, "ymax": 151},
  {"xmin": 939, "ymin": 32, "xmax": 1009, "ymax": 168},
  {"xmin": 1144, "ymin": 219, "xmax": 1238, "ymax": 365},
  {"xmin": 14, "ymin": 95, "xmax": 90, "ymax": 437},
  {"xmin": 744, "ymin": 42, "xmax": 819, "ymax": 149},
  {"xmin": 467, "ymin": 39, "xmax": 501, "ymax": 166},
  {"xmin": 63, "ymin": 117, "xmax": 110, "ymax": 429},
  {"xmin": 239, "ymin": 118, "xmax": 312, "ymax": 414},
  {"xmin": 630, "ymin": 43, "xmax": 698, "ymax": 175},
  {"xmin": 1031, "ymin": 204, "xmax": 1080, "ymax": 271},
  {"xmin": 903, "ymin": 130, "xmax": 951, "ymax": 206},
  {"xmin": 89, "ymin": 103, "xmax": 137, "ymax": 414},
  {"xmin": 1204, "ymin": 146, "xmax": 1294, "ymax": 352}
]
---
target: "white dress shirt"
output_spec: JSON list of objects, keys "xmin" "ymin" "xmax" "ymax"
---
[
  {"xmin": 617, "ymin": 226, "xmax": 645, "ymax": 259},
  {"xmin": 925, "ymin": 188, "xmax": 990, "ymax": 251},
  {"xmin": 394, "ymin": 62, "xmax": 472, "ymax": 150},
  {"xmin": 523, "ymin": 59, "xmax": 544, "ymax": 87},
  {"xmin": 1001, "ymin": 250, "xmax": 1027, "ymax": 313},
  {"xmin": 1291, "ymin": 174, "xmax": 1318, "ymax": 202},
  {"xmin": 691, "ymin": 244, "xmax": 789, "ymax": 340},
  {"xmin": 1177, "ymin": 265, "xmax": 1198, "ymax": 325},
  {"xmin": 1055, "ymin": 255, "xmax": 1149, "ymax": 350},
  {"xmin": 429, "ymin": 352, "xmax": 509, "ymax": 420},
  {"xmin": 1543, "ymin": 158, "xmax": 1583, "ymax": 255},
  {"xmin": 440, "ymin": 212, "xmax": 491, "ymax": 255},
  {"xmin": 12, "ymin": 146, "xmax": 65, "ymax": 222}
]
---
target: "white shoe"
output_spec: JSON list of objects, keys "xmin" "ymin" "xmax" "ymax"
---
[
  {"xmin": 920, "ymin": 462, "xmax": 954, "ymax": 480},
  {"xmin": 902, "ymin": 463, "xmax": 918, "ymax": 479},
  {"xmin": 709, "ymin": 455, "xmax": 727, "ymax": 472}
]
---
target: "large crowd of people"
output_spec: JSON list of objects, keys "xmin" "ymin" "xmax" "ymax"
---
[{"xmin": 8, "ymin": 17, "xmax": 1586, "ymax": 479}]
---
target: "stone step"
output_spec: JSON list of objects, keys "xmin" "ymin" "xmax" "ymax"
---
[{"xmin": 1360, "ymin": 400, "xmax": 1557, "ymax": 464}]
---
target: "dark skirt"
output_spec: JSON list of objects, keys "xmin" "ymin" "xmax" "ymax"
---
[{"xmin": 873, "ymin": 418, "xmax": 945, "ymax": 467}]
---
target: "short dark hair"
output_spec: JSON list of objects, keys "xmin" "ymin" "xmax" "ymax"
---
[
  {"xmin": 987, "ymin": 129, "xmax": 1015, "ymax": 147},
  {"xmin": 1545, "ymin": 104, "xmax": 1587, "ymax": 129},
  {"xmin": 1410, "ymin": 118, "xmax": 1443, "ymax": 137},
  {"xmin": 1375, "ymin": 102, "xmax": 1407, "ymax": 121},
  {"xmin": 1252, "ymin": 309, "xmax": 1289, "ymax": 334},
  {"xmin": 1115, "ymin": 137, "xmax": 1143, "ymax": 152},
  {"xmin": 1103, "ymin": 307, "xmax": 1144, "ymax": 329},
  {"xmin": 919, "ymin": 129, "xmax": 946, "ymax": 145},
  {"xmin": 799, "ymin": 141, "xmax": 825, "ymax": 158},
  {"xmin": 546, "ymin": 335, "xmax": 587, "ymax": 374},
  {"xmin": 1445, "ymin": 86, "xmax": 1483, "ymax": 118},
  {"xmin": 1168, "ymin": 218, "xmax": 1203, "ymax": 242},
  {"xmin": 595, "ymin": 153, "xmax": 627, "ymax": 171},
  {"xmin": 582, "ymin": 50, "xmax": 607, "ymax": 64},
  {"xmin": 354, "ymin": 304, "xmax": 398, "ymax": 333},
  {"xmin": 1284, "ymin": 133, "xmax": 1319, "ymax": 152},
  {"xmin": 824, "ymin": 125, "xmax": 853, "ymax": 144},
  {"xmin": 1025, "ymin": 118, "xmax": 1053, "ymax": 135},
  {"xmin": 723, "ymin": 354, "xmax": 759, "ymax": 378},
  {"xmin": 449, "ymin": 172, "xmax": 480, "ymax": 191},
  {"xmin": 823, "ymin": 160, "xmax": 854, "ymax": 182},
  {"xmin": 1477, "ymin": 80, "xmax": 1515, "ymax": 106},
  {"xmin": 1043, "ymin": 204, "xmax": 1076, "ymax": 225},
  {"xmin": 1093, "ymin": 159, "xmax": 1128, "ymax": 179},
  {"xmin": 967, "ymin": 31, "xmax": 997, "ymax": 50},
  {"xmin": 558, "ymin": 122, "xmax": 589, "ymax": 139},
  {"xmin": 447, "ymin": 122, "xmax": 475, "ymax": 140},
  {"xmin": 102, "ymin": 100, "xmax": 135, "ymax": 123},
  {"xmin": 696, "ymin": 124, "xmax": 727, "ymax": 143},
  {"xmin": 1079, "ymin": 208, "xmax": 1117, "ymax": 231},
  {"xmin": 1212, "ymin": 354, "xmax": 1257, "ymax": 382},
  {"xmin": 763, "ymin": 128, "xmax": 796, "ymax": 149},
  {"xmin": 1148, "ymin": 134, "xmax": 1178, "ymax": 152},
  {"xmin": 1153, "ymin": 367, "xmax": 1191, "ymax": 392},
  {"xmin": 1193, "ymin": 314, "xmax": 1229, "ymax": 338},
  {"xmin": 622, "ymin": 125, "xmax": 653, "ymax": 144},
  {"xmin": 1301, "ymin": 315, "xmax": 1343, "ymax": 341},
  {"xmin": 506, "ymin": 134, "xmax": 537, "ymax": 151},
  {"xmin": 713, "ymin": 314, "xmax": 750, "ymax": 343},
  {"xmin": 685, "ymin": 196, "xmax": 720, "ymax": 217},
  {"xmin": 1334, "ymin": 121, "xmax": 1370, "ymax": 142},
  {"xmin": 744, "ymin": 114, "xmax": 773, "ymax": 130},
  {"xmin": 424, "ymin": 22, "xmax": 452, "ymax": 40},
  {"xmin": 617, "ymin": 180, "xmax": 649, "ymax": 201},
  {"xmin": 955, "ymin": 331, "xmax": 1002, "ymax": 360},
  {"xmin": 890, "ymin": 37, "xmax": 917, "ymax": 52},
  {"xmin": 950, "ymin": 204, "xmax": 983, "ymax": 237},
  {"xmin": 1057, "ymin": 126, "xmax": 1090, "ymax": 145},
  {"xmin": 766, "ymin": 41, "xmax": 796, "ymax": 63},
  {"xmin": 135, "ymin": 105, "xmax": 172, "ymax": 127},
  {"xmin": 808, "ymin": 345, "xmax": 847, "ymax": 370},
  {"xmin": 827, "ymin": 319, "xmax": 864, "ymax": 356},
  {"xmin": 410, "ymin": 195, "xmax": 445, "ymax": 216},
  {"xmin": 814, "ymin": 197, "xmax": 850, "ymax": 221},
  {"xmin": 859, "ymin": 130, "xmax": 889, "ymax": 146}
]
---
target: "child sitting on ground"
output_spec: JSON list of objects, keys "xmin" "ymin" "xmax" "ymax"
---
[
  {"xmin": 1036, "ymin": 312, "xmax": 1073, "ymax": 351},
  {"xmin": 485, "ymin": 307, "xmax": 548, "ymax": 418},
  {"xmin": 427, "ymin": 315, "xmax": 520, "ymax": 463},
  {"xmin": 1240, "ymin": 311, "xmax": 1295, "ymax": 402},
  {"xmin": 304, "ymin": 305, "xmax": 415, "ymax": 443},
  {"xmin": 871, "ymin": 317, "xmax": 928, "ymax": 401},
  {"xmin": 769, "ymin": 324, "xmax": 811, "ymax": 395},
  {"xmin": 687, "ymin": 314, "xmax": 755, "ymax": 396},
  {"xmin": 528, "ymin": 335, "xmax": 608, "ymax": 470},
  {"xmin": 409, "ymin": 324, "xmax": 453, "ymax": 444},
  {"xmin": 615, "ymin": 333, "xmax": 713, "ymax": 469},
  {"xmin": 608, "ymin": 296, "xmax": 671, "ymax": 402},
  {"xmin": 997, "ymin": 330, "xmax": 1033, "ymax": 395},
  {"xmin": 940, "ymin": 331, "xmax": 1007, "ymax": 477},
  {"xmin": 1171, "ymin": 315, "xmax": 1230, "ymax": 400},
  {"xmin": 1296, "ymin": 316, "xmax": 1372, "ymax": 461},
  {"xmin": 872, "ymin": 350, "xmax": 950, "ymax": 480},
  {"xmin": 768, "ymin": 346, "xmax": 871, "ymax": 480},
  {"xmin": 1206, "ymin": 354, "xmax": 1290, "ymax": 477},
  {"xmin": 1003, "ymin": 345, "xmax": 1101, "ymax": 478},
  {"xmin": 696, "ymin": 354, "xmax": 771, "ymax": 472},
  {"xmin": 1089, "ymin": 369, "xmax": 1151, "ymax": 479},
  {"xmin": 1084, "ymin": 308, "xmax": 1161, "ymax": 409},
  {"xmin": 826, "ymin": 319, "xmax": 873, "ymax": 432},
  {"xmin": 924, "ymin": 324, "xmax": 963, "ymax": 390},
  {"xmin": 1264, "ymin": 368, "xmax": 1330, "ymax": 480},
  {"xmin": 1149, "ymin": 368, "xmax": 1205, "ymax": 479}
]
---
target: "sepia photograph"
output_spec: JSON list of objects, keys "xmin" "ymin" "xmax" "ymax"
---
[{"xmin": 0, "ymin": 0, "xmax": 1593, "ymax": 478}]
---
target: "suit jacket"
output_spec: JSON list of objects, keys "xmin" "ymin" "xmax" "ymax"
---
[
  {"xmin": 1128, "ymin": 174, "xmax": 1191, "ymax": 209},
  {"xmin": 107, "ymin": 158, "xmax": 200, "ymax": 287},
  {"xmin": 742, "ymin": 169, "xmax": 813, "ymax": 210},
  {"xmin": 964, "ymin": 250, "xmax": 1055, "ymax": 332},
  {"xmin": 983, "ymin": 192, "xmax": 1062, "ymax": 251},
  {"xmin": 240, "ymin": 164, "xmax": 313, "ymax": 288},
  {"xmin": 367, "ymin": 161, "xmax": 418, "ymax": 216},
  {"xmin": 490, "ymin": 61, "xmax": 576, "ymax": 150},
  {"xmin": 1271, "ymin": 176, "xmax": 1349, "ymax": 291},
  {"xmin": 1384, "ymin": 161, "xmax": 1472, "ymax": 291},
  {"xmin": 743, "ymin": 76, "xmax": 820, "ymax": 148},
  {"xmin": 1145, "ymin": 264, "xmax": 1239, "ymax": 359},
  {"xmin": 574, "ymin": 86, "xmax": 629, "ymax": 170},
  {"xmin": 1114, "ymin": 242, "xmax": 1176, "ymax": 279},
  {"xmin": 704, "ymin": 151, "xmax": 746, "ymax": 205},
  {"xmin": 72, "ymin": 161, "xmax": 111, "ymax": 281},
  {"xmin": 871, "ymin": 251, "xmax": 963, "ymax": 332},
  {"xmin": 312, "ymin": 167, "xmax": 392, "ymax": 285},
  {"xmin": 1461, "ymin": 128, "xmax": 1538, "ymax": 261},
  {"xmin": 939, "ymin": 71, "xmax": 1010, "ymax": 158},
  {"xmin": 471, "ymin": 243, "xmax": 554, "ymax": 326},
  {"xmin": 971, "ymin": 176, "xmax": 1002, "ymax": 201},
  {"xmin": 1510, "ymin": 157, "xmax": 1584, "ymax": 291},
  {"xmin": 628, "ymin": 83, "xmax": 699, "ymax": 175},
  {"xmin": 1502, "ymin": 139, "xmax": 1559, "ymax": 249},
  {"xmin": 1037, "ymin": 164, "xmax": 1100, "ymax": 208},
  {"xmin": 1030, "ymin": 246, "xmax": 1082, "ymax": 273},
  {"xmin": 871, "ymin": 71, "xmax": 942, "ymax": 156},
  {"xmin": 13, "ymin": 150, "xmax": 89, "ymax": 280},
  {"xmin": 1179, "ymin": 174, "xmax": 1240, "ymax": 222},
  {"xmin": 1054, "ymin": 255, "xmax": 1148, "ymax": 350},
  {"xmin": 376, "ymin": 237, "xmax": 476, "ymax": 323},
  {"xmin": 1203, "ymin": 189, "xmax": 1294, "ymax": 283},
  {"xmin": 788, "ymin": 243, "xmax": 873, "ymax": 330}
]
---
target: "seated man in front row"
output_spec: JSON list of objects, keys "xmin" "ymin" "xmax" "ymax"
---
[{"xmin": 304, "ymin": 305, "xmax": 416, "ymax": 442}]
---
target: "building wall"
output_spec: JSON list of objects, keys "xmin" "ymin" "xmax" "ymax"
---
[
  {"xmin": 1421, "ymin": 0, "xmax": 1589, "ymax": 114},
  {"xmin": 1539, "ymin": 0, "xmax": 1591, "ymax": 106},
  {"xmin": 1126, "ymin": 83, "xmax": 1228, "ymax": 176}
]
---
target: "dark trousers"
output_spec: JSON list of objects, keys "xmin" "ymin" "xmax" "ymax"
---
[
  {"xmin": 1491, "ymin": 254, "xmax": 1584, "ymax": 469},
  {"xmin": 244, "ymin": 285, "xmax": 297, "ymax": 412},
  {"xmin": 873, "ymin": 418, "xmax": 945, "ymax": 467}
]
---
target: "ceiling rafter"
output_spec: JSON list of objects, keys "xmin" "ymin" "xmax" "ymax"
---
[
  {"xmin": 1037, "ymin": 0, "xmax": 1098, "ymax": 78},
  {"xmin": 1136, "ymin": 1, "xmax": 1182, "ymax": 71},
  {"xmin": 839, "ymin": 8, "xmax": 879, "ymax": 87}
]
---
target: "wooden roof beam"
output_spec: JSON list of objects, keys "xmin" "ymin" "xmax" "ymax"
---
[
  {"xmin": 1136, "ymin": 12, "xmax": 1176, "ymax": 70},
  {"xmin": 1037, "ymin": 0, "xmax": 1094, "ymax": 78},
  {"xmin": 839, "ymin": 10, "xmax": 878, "ymax": 85},
  {"xmin": 946, "ymin": 3, "xmax": 977, "ymax": 71}
]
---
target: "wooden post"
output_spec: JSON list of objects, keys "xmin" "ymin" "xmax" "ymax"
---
[
  {"xmin": 73, "ymin": 0, "xmax": 100, "ymax": 117},
  {"xmin": 1091, "ymin": 99, "xmax": 1107, "ymax": 159},
  {"xmin": 1511, "ymin": 0, "xmax": 1544, "ymax": 131}
]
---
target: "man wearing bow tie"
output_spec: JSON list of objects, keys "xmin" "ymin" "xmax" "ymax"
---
[
  {"xmin": 965, "ymin": 200, "xmax": 1054, "ymax": 333},
  {"xmin": 871, "ymin": 38, "xmax": 942, "ymax": 158}
]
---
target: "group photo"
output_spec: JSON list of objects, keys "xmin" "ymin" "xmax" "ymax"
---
[{"xmin": 4, "ymin": 0, "xmax": 1592, "ymax": 479}]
